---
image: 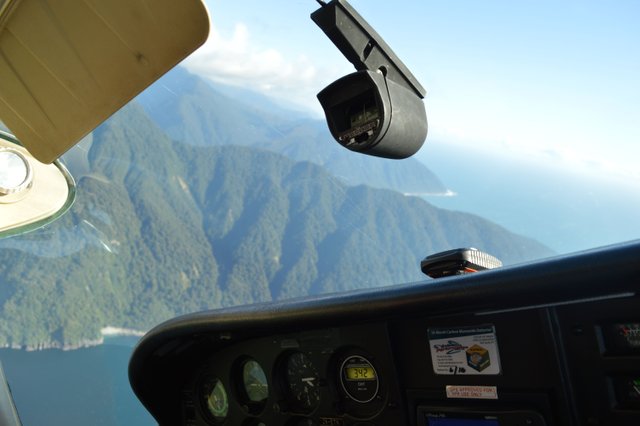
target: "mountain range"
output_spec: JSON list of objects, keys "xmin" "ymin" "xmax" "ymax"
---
[
  {"xmin": 135, "ymin": 67, "xmax": 448, "ymax": 195},
  {"xmin": 0, "ymin": 67, "xmax": 553, "ymax": 348}
]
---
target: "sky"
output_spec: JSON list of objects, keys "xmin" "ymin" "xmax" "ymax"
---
[{"xmin": 183, "ymin": 0, "xmax": 640, "ymax": 182}]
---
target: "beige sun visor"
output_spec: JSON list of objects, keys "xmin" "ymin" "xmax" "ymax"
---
[{"xmin": 0, "ymin": 0, "xmax": 209, "ymax": 164}]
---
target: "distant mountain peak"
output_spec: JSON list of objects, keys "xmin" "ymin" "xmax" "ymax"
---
[{"xmin": 136, "ymin": 66, "xmax": 447, "ymax": 195}]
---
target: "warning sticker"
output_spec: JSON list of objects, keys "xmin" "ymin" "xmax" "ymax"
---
[
  {"xmin": 445, "ymin": 385, "xmax": 498, "ymax": 400},
  {"xmin": 428, "ymin": 325, "xmax": 501, "ymax": 375}
]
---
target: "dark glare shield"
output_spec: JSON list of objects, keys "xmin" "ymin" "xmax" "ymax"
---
[{"xmin": 317, "ymin": 70, "xmax": 427, "ymax": 159}]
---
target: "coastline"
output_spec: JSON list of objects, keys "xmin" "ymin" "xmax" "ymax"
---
[
  {"xmin": 0, "ymin": 326, "xmax": 147, "ymax": 352},
  {"xmin": 403, "ymin": 189, "xmax": 457, "ymax": 197},
  {"xmin": 100, "ymin": 326, "xmax": 146, "ymax": 338}
]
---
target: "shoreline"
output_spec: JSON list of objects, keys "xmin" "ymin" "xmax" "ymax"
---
[
  {"xmin": 100, "ymin": 326, "xmax": 146, "ymax": 338},
  {"xmin": 0, "ymin": 326, "xmax": 147, "ymax": 352},
  {"xmin": 403, "ymin": 189, "xmax": 457, "ymax": 197}
]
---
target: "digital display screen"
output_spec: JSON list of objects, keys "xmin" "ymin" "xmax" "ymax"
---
[
  {"xmin": 345, "ymin": 366, "xmax": 376, "ymax": 381},
  {"xmin": 426, "ymin": 417, "xmax": 499, "ymax": 426}
]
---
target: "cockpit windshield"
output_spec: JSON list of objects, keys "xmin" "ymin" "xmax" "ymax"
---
[{"xmin": 0, "ymin": 1, "xmax": 638, "ymax": 425}]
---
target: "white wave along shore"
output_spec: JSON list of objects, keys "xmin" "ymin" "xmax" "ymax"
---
[{"xmin": 100, "ymin": 326, "xmax": 146, "ymax": 337}]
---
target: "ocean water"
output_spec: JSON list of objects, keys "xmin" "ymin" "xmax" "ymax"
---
[
  {"xmin": 0, "ymin": 337, "xmax": 155, "ymax": 426},
  {"xmin": 418, "ymin": 142, "xmax": 640, "ymax": 255}
]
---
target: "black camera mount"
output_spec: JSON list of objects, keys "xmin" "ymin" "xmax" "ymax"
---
[{"xmin": 312, "ymin": 0, "xmax": 428, "ymax": 159}]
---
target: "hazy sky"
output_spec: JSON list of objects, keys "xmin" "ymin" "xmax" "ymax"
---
[{"xmin": 184, "ymin": 1, "xmax": 640, "ymax": 182}]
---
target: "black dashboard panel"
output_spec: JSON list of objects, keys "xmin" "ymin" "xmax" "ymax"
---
[
  {"xmin": 557, "ymin": 296, "xmax": 640, "ymax": 424},
  {"xmin": 180, "ymin": 323, "xmax": 406, "ymax": 425},
  {"xmin": 129, "ymin": 241, "xmax": 640, "ymax": 425},
  {"xmin": 393, "ymin": 310, "xmax": 566, "ymax": 425}
]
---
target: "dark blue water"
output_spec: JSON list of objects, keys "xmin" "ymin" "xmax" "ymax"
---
[
  {"xmin": 418, "ymin": 142, "xmax": 640, "ymax": 254},
  {"xmin": 0, "ymin": 337, "xmax": 155, "ymax": 426}
]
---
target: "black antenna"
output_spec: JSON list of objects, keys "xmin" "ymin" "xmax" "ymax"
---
[{"xmin": 315, "ymin": 0, "xmax": 327, "ymax": 6}]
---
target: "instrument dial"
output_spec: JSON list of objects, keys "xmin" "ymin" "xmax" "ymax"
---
[
  {"xmin": 340, "ymin": 355, "xmax": 379, "ymax": 403},
  {"xmin": 239, "ymin": 357, "xmax": 269, "ymax": 414},
  {"xmin": 282, "ymin": 352, "xmax": 321, "ymax": 413},
  {"xmin": 200, "ymin": 376, "xmax": 229, "ymax": 424}
]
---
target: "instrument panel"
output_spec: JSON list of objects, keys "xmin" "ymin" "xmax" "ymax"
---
[
  {"xmin": 129, "ymin": 240, "xmax": 640, "ymax": 426},
  {"xmin": 181, "ymin": 324, "xmax": 405, "ymax": 425},
  {"xmin": 178, "ymin": 297, "xmax": 640, "ymax": 426}
]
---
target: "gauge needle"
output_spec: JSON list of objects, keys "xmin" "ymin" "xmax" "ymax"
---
[{"xmin": 302, "ymin": 377, "xmax": 316, "ymax": 386}]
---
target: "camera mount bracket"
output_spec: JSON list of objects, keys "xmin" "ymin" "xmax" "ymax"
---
[{"xmin": 311, "ymin": 0, "xmax": 426, "ymax": 99}]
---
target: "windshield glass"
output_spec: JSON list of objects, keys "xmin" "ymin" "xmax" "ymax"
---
[{"xmin": 0, "ymin": 1, "xmax": 638, "ymax": 425}]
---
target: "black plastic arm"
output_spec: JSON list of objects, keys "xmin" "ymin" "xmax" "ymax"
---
[{"xmin": 311, "ymin": 0, "xmax": 426, "ymax": 98}]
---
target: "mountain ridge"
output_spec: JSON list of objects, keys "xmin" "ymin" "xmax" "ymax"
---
[
  {"xmin": 0, "ymin": 86, "xmax": 553, "ymax": 349},
  {"xmin": 136, "ymin": 66, "xmax": 449, "ymax": 195}
]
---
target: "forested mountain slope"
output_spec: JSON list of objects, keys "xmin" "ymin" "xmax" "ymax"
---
[
  {"xmin": 0, "ymin": 102, "xmax": 553, "ymax": 349},
  {"xmin": 136, "ymin": 66, "xmax": 447, "ymax": 195}
]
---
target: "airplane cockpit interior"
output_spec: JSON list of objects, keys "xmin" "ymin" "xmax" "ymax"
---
[{"xmin": 0, "ymin": 1, "xmax": 638, "ymax": 425}]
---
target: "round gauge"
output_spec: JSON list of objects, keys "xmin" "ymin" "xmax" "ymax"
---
[
  {"xmin": 201, "ymin": 376, "xmax": 229, "ymax": 423},
  {"xmin": 339, "ymin": 355, "xmax": 379, "ymax": 403},
  {"xmin": 241, "ymin": 358, "xmax": 269, "ymax": 405},
  {"xmin": 0, "ymin": 148, "xmax": 32, "ymax": 201},
  {"xmin": 282, "ymin": 352, "xmax": 321, "ymax": 413}
]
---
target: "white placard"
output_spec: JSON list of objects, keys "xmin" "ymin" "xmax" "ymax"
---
[{"xmin": 428, "ymin": 325, "xmax": 502, "ymax": 375}]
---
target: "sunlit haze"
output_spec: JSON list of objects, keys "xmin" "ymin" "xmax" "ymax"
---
[{"xmin": 185, "ymin": 0, "xmax": 640, "ymax": 182}]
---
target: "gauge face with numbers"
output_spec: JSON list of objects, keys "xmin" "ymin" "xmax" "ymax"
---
[
  {"xmin": 200, "ymin": 376, "xmax": 229, "ymax": 423},
  {"xmin": 340, "ymin": 355, "xmax": 380, "ymax": 403},
  {"xmin": 283, "ymin": 352, "xmax": 321, "ymax": 413}
]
